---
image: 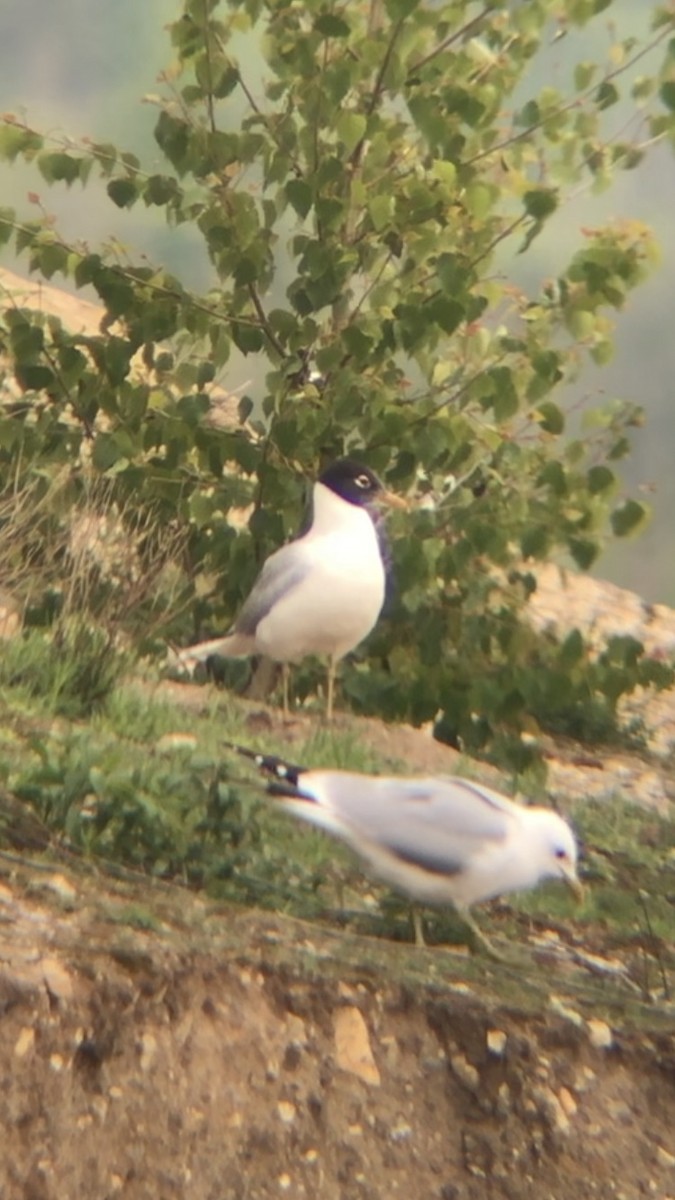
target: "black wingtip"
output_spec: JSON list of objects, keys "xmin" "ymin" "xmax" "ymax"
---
[{"xmin": 223, "ymin": 740, "xmax": 305, "ymax": 788}]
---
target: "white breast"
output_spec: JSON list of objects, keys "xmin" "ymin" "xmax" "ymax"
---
[{"xmin": 254, "ymin": 483, "xmax": 386, "ymax": 662}]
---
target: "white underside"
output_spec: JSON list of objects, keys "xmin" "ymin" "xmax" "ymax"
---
[{"xmin": 253, "ymin": 485, "xmax": 385, "ymax": 663}]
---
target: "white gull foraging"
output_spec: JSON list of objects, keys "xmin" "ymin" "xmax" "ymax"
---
[
  {"xmin": 172, "ymin": 459, "xmax": 403, "ymax": 719},
  {"xmin": 227, "ymin": 743, "xmax": 582, "ymax": 957}
]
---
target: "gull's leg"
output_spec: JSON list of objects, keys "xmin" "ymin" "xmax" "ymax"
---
[
  {"xmin": 326, "ymin": 657, "xmax": 337, "ymax": 721},
  {"xmin": 411, "ymin": 906, "xmax": 426, "ymax": 948},
  {"xmin": 457, "ymin": 907, "xmax": 507, "ymax": 962},
  {"xmin": 282, "ymin": 664, "xmax": 290, "ymax": 718}
]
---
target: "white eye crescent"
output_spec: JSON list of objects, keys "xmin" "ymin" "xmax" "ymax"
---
[{"xmin": 355, "ymin": 473, "xmax": 372, "ymax": 489}]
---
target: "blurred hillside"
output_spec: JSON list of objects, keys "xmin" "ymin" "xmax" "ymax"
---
[{"xmin": 1, "ymin": 0, "xmax": 674, "ymax": 601}]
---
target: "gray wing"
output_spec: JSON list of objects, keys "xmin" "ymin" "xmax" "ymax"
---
[
  {"xmin": 234, "ymin": 543, "xmax": 311, "ymax": 635},
  {"xmin": 307, "ymin": 773, "xmax": 515, "ymax": 877}
]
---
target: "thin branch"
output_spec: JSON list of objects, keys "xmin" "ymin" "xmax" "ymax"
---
[
  {"xmin": 214, "ymin": 37, "xmax": 305, "ymax": 179},
  {"xmin": 463, "ymin": 25, "xmax": 673, "ymax": 169},
  {"xmin": 0, "ymin": 216, "xmax": 267, "ymax": 336},
  {"xmin": 201, "ymin": 0, "xmax": 218, "ymax": 134},
  {"xmin": 350, "ymin": 250, "xmax": 394, "ymax": 323},
  {"xmin": 247, "ymin": 282, "xmax": 287, "ymax": 358},
  {"xmin": 408, "ymin": 5, "xmax": 493, "ymax": 77},
  {"xmin": 349, "ymin": 15, "xmax": 406, "ymax": 170},
  {"xmin": 467, "ymin": 213, "xmax": 529, "ymax": 271}
]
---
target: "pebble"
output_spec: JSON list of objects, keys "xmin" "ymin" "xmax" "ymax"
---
[
  {"xmin": 450, "ymin": 1053, "xmax": 480, "ymax": 1093},
  {"xmin": 14, "ymin": 1027, "xmax": 35, "ymax": 1058},
  {"xmin": 389, "ymin": 1119, "xmax": 413, "ymax": 1143},
  {"xmin": 532, "ymin": 1086, "xmax": 570, "ymax": 1136},
  {"xmin": 587, "ymin": 1019, "xmax": 613, "ymax": 1049},
  {"xmin": 42, "ymin": 874, "xmax": 77, "ymax": 903},
  {"xmin": 558, "ymin": 1088, "xmax": 578, "ymax": 1118},
  {"xmin": 486, "ymin": 1029, "xmax": 507, "ymax": 1057},
  {"xmin": 138, "ymin": 1032, "xmax": 158, "ymax": 1072},
  {"xmin": 548, "ymin": 996, "xmax": 583, "ymax": 1027},
  {"xmin": 334, "ymin": 1007, "xmax": 380, "ymax": 1087}
]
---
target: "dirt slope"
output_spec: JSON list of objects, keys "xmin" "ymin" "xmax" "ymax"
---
[{"xmin": 0, "ymin": 854, "xmax": 673, "ymax": 1200}]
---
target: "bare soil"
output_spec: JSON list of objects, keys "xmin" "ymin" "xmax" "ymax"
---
[{"xmin": 1, "ymin": 825, "xmax": 673, "ymax": 1200}]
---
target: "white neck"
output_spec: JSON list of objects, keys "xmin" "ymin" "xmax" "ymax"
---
[{"xmin": 308, "ymin": 481, "xmax": 374, "ymax": 537}]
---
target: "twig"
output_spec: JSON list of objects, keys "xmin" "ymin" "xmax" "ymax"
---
[
  {"xmin": 408, "ymin": 5, "xmax": 493, "ymax": 77},
  {"xmin": 247, "ymin": 282, "xmax": 287, "ymax": 358}
]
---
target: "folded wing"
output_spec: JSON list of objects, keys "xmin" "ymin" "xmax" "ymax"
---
[
  {"xmin": 234, "ymin": 544, "xmax": 311, "ymax": 636},
  {"xmin": 286, "ymin": 772, "xmax": 516, "ymax": 877}
]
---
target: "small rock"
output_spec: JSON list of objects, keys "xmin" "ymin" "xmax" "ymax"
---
[
  {"xmin": 486, "ymin": 1029, "xmax": 507, "ymax": 1057},
  {"xmin": 656, "ymin": 1147, "xmax": 675, "ymax": 1169},
  {"xmin": 278, "ymin": 1173, "xmax": 292, "ymax": 1191},
  {"xmin": 334, "ymin": 1006, "xmax": 380, "ymax": 1087},
  {"xmin": 587, "ymin": 1019, "xmax": 613, "ymax": 1049},
  {"xmin": 138, "ymin": 1032, "xmax": 158, "ymax": 1072},
  {"xmin": 450, "ymin": 1053, "xmax": 480, "ymax": 1094},
  {"xmin": 495, "ymin": 1082, "xmax": 511, "ymax": 1117},
  {"xmin": 14, "ymin": 1027, "xmax": 35, "ymax": 1059},
  {"xmin": 532, "ymin": 1086, "xmax": 570, "ymax": 1136},
  {"xmin": 389, "ymin": 1118, "xmax": 413, "ymax": 1143},
  {"xmin": 277, "ymin": 1101, "xmax": 296, "ymax": 1124},
  {"xmin": 607, "ymin": 1100, "xmax": 633, "ymax": 1124},
  {"xmin": 43, "ymin": 874, "xmax": 77, "ymax": 903},
  {"xmin": 558, "ymin": 1088, "xmax": 577, "ymax": 1118},
  {"xmin": 574, "ymin": 1066, "xmax": 597, "ymax": 1093},
  {"xmin": 42, "ymin": 957, "xmax": 74, "ymax": 1002},
  {"xmin": 548, "ymin": 996, "xmax": 583, "ymax": 1027}
]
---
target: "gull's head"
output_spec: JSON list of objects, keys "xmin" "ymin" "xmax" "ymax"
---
[
  {"xmin": 527, "ymin": 809, "xmax": 583, "ymax": 900},
  {"xmin": 319, "ymin": 459, "xmax": 406, "ymax": 511}
]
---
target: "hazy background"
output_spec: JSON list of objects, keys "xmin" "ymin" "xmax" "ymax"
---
[{"xmin": 1, "ymin": 0, "xmax": 673, "ymax": 603}]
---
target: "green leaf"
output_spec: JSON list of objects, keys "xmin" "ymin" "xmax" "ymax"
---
[
  {"xmin": 37, "ymin": 151, "xmax": 82, "ymax": 186},
  {"xmin": 14, "ymin": 364, "xmax": 54, "ymax": 392},
  {"xmin": 587, "ymin": 465, "xmax": 615, "ymax": 494},
  {"xmin": 574, "ymin": 62, "xmax": 597, "ymax": 90},
  {"xmin": 286, "ymin": 179, "xmax": 313, "ymax": 219},
  {"xmin": 92, "ymin": 433, "xmax": 122, "ymax": 471},
  {"xmin": 430, "ymin": 159, "xmax": 457, "ymax": 189},
  {"xmin": 659, "ymin": 80, "xmax": 675, "ymax": 112},
  {"xmin": 107, "ymin": 178, "xmax": 140, "ymax": 208},
  {"xmin": 523, "ymin": 188, "xmax": 558, "ymax": 220},
  {"xmin": 610, "ymin": 499, "xmax": 649, "ymax": 537},
  {"xmin": 314, "ymin": 12, "xmax": 350, "ymax": 37},
  {"xmin": 535, "ymin": 401, "xmax": 565, "ymax": 434},
  {"xmin": 569, "ymin": 538, "xmax": 599, "ymax": 570},
  {"xmin": 368, "ymin": 193, "xmax": 393, "ymax": 231},
  {"xmin": 0, "ymin": 123, "xmax": 42, "ymax": 162},
  {"xmin": 144, "ymin": 175, "xmax": 180, "ymax": 206},
  {"xmin": 336, "ymin": 112, "xmax": 366, "ymax": 155},
  {"xmin": 232, "ymin": 323, "xmax": 264, "ymax": 354},
  {"xmin": 595, "ymin": 80, "xmax": 619, "ymax": 110},
  {"xmin": 428, "ymin": 295, "xmax": 465, "ymax": 336}
]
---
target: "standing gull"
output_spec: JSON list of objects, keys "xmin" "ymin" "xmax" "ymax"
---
[
  {"xmin": 227, "ymin": 742, "xmax": 582, "ymax": 955},
  {"xmin": 174, "ymin": 459, "xmax": 403, "ymax": 718}
]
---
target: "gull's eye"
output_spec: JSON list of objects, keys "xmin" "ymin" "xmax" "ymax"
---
[
  {"xmin": 355, "ymin": 473, "xmax": 372, "ymax": 489},
  {"xmin": 554, "ymin": 847, "xmax": 568, "ymax": 860}
]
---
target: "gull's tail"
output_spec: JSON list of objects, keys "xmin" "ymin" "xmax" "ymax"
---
[
  {"xmin": 223, "ymin": 741, "xmax": 305, "ymax": 792},
  {"xmin": 167, "ymin": 633, "xmax": 254, "ymax": 676}
]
